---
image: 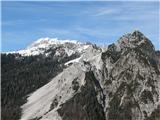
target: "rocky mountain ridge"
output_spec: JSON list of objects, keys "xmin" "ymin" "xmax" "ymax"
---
[{"xmin": 2, "ymin": 30, "xmax": 160, "ymax": 120}]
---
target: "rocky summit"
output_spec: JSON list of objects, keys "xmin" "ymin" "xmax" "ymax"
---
[{"xmin": 1, "ymin": 30, "xmax": 160, "ymax": 120}]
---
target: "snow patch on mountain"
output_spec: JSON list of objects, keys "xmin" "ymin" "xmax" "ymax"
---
[{"xmin": 65, "ymin": 56, "xmax": 82, "ymax": 66}]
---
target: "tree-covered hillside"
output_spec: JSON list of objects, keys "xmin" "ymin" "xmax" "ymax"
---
[{"xmin": 1, "ymin": 52, "xmax": 79, "ymax": 120}]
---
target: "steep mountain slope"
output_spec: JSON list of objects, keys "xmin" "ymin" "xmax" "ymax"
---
[
  {"xmin": 2, "ymin": 31, "xmax": 160, "ymax": 120},
  {"xmin": 1, "ymin": 40, "xmax": 91, "ymax": 120}
]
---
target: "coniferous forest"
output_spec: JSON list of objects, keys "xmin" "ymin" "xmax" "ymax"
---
[{"xmin": 1, "ymin": 52, "xmax": 79, "ymax": 120}]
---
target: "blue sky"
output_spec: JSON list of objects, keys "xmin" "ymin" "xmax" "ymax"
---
[{"xmin": 1, "ymin": 1, "xmax": 159, "ymax": 51}]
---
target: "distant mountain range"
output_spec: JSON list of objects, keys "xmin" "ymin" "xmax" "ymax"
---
[{"xmin": 2, "ymin": 30, "xmax": 160, "ymax": 120}]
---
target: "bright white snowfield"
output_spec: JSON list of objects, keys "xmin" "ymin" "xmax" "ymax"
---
[{"xmin": 7, "ymin": 37, "xmax": 89, "ymax": 56}]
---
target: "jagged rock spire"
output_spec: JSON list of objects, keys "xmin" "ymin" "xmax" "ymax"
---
[{"xmin": 113, "ymin": 30, "xmax": 155, "ymax": 53}]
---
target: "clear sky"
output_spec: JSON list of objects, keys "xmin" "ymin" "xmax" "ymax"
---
[{"xmin": 1, "ymin": 1, "xmax": 160, "ymax": 51}]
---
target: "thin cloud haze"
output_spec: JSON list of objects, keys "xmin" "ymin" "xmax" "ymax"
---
[{"xmin": 2, "ymin": 1, "xmax": 159, "ymax": 51}]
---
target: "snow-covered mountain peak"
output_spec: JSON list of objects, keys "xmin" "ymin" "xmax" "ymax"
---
[
  {"xmin": 8, "ymin": 37, "xmax": 88, "ymax": 56},
  {"xmin": 27, "ymin": 37, "xmax": 80, "ymax": 49}
]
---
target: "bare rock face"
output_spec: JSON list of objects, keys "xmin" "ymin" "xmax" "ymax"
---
[
  {"xmin": 101, "ymin": 31, "xmax": 160, "ymax": 120},
  {"xmin": 57, "ymin": 71, "xmax": 105, "ymax": 120},
  {"xmin": 2, "ymin": 31, "xmax": 159, "ymax": 120}
]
